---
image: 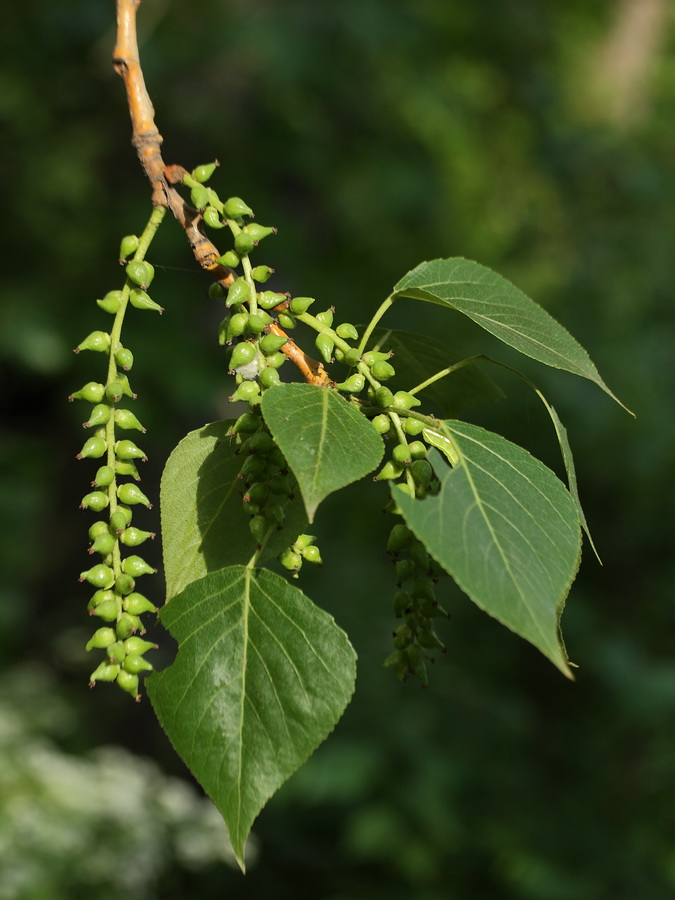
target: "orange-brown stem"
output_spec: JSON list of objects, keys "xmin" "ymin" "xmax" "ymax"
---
[{"xmin": 268, "ymin": 324, "xmax": 333, "ymax": 387}]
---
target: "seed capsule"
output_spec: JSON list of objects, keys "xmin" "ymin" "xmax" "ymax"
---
[
  {"xmin": 115, "ymin": 574, "xmax": 136, "ymax": 596},
  {"xmin": 392, "ymin": 391, "xmax": 421, "ymax": 410},
  {"xmin": 230, "ymin": 380, "xmax": 260, "ymax": 403},
  {"xmin": 371, "ymin": 414, "xmax": 391, "ymax": 435},
  {"xmin": 125, "ymin": 260, "xmax": 152, "ymax": 288},
  {"xmin": 302, "ymin": 545, "xmax": 322, "ymax": 565},
  {"xmin": 216, "ymin": 251, "xmax": 241, "ymax": 269},
  {"xmin": 88, "ymin": 589, "xmax": 115, "ymax": 610},
  {"xmin": 85, "ymin": 628, "xmax": 117, "ymax": 651},
  {"xmin": 123, "ymin": 637, "xmax": 158, "ymax": 655},
  {"xmin": 279, "ymin": 547, "xmax": 302, "ymax": 572},
  {"xmin": 395, "ymin": 559, "xmax": 416, "ymax": 585},
  {"xmin": 77, "ymin": 436, "xmax": 107, "ymax": 460},
  {"xmin": 371, "ymin": 360, "xmax": 396, "ymax": 381},
  {"xmin": 129, "ymin": 288, "xmax": 164, "ymax": 314},
  {"xmin": 410, "ymin": 541, "xmax": 430, "ymax": 573},
  {"xmin": 251, "ymin": 265, "xmax": 274, "ymax": 283},
  {"xmin": 203, "ymin": 205, "xmax": 225, "ymax": 229},
  {"xmin": 227, "ymin": 312, "xmax": 249, "ymax": 340},
  {"xmin": 243, "ymin": 223, "xmax": 276, "ymax": 241},
  {"xmin": 277, "ymin": 313, "xmax": 296, "ymax": 329},
  {"xmin": 209, "ymin": 282, "xmax": 228, "ymax": 301},
  {"xmin": 89, "ymin": 662, "xmax": 121, "ymax": 685},
  {"xmin": 80, "ymin": 490, "xmax": 109, "ymax": 511},
  {"xmin": 120, "ymin": 526, "xmax": 155, "ymax": 546},
  {"xmin": 410, "ymin": 459, "xmax": 433, "ymax": 490},
  {"xmin": 83, "ymin": 404, "xmax": 111, "ymax": 429},
  {"xmin": 404, "ymin": 418, "xmax": 425, "ymax": 436},
  {"xmin": 117, "ymin": 483, "xmax": 152, "ymax": 507},
  {"xmin": 115, "ymin": 347, "xmax": 134, "ymax": 370},
  {"xmin": 123, "ymin": 653, "xmax": 154, "ymax": 674},
  {"xmin": 374, "ymin": 387, "xmax": 394, "ymax": 407},
  {"xmin": 259, "ymin": 367, "xmax": 281, "ymax": 389},
  {"xmin": 106, "ymin": 641, "xmax": 127, "ymax": 664},
  {"xmin": 190, "ymin": 184, "xmax": 210, "ymax": 210},
  {"xmin": 116, "ymin": 669, "xmax": 140, "ymax": 699},
  {"xmin": 315, "ymin": 309, "xmax": 334, "ymax": 327},
  {"xmin": 265, "ymin": 351, "xmax": 286, "ymax": 369},
  {"xmin": 88, "ymin": 521, "xmax": 110, "ymax": 541},
  {"xmin": 342, "ymin": 348, "xmax": 362, "ymax": 368},
  {"xmin": 226, "ymin": 278, "xmax": 251, "ymax": 307},
  {"xmin": 259, "ymin": 334, "xmax": 287, "ymax": 356},
  {"xmin": 248, "ymin": 430, "xmax": 275, "ymax": 454},
  {"xmin": 75, "ymin": 331, "xmax": 111, "ymax": 354},
  {"xmin": 408, "ymin": 440, "xmax": 427, "ymax": 460},
  {"xmin": 69, "ymin": 382, "xmax": 105, "ymax": 403},
  {"xmin": 336, "ymin": 373, "xmax": 365, "ymax": 393},
  {"xmin": 110, "ymin": 508, "xmax": 132, "ymax": 532},
  {"xmin": 387, "ymin": 523, "xmax": 412, "ymax": 554},
  {"xmin": 105, "ymin": 382, "xmax": 124, "ymax": 403},
  {"xmin": 123, "ymin": 592, "xmax": 158, "ymax": 615},
  {"xmin": 374, "ymin": 460, "xmax": 404, "ymax": 481},
  {"xmin": 114, "ymin": 409, "xmax": 145, "ymax": 432},
  {"xmin": 229, "ymin": 341, "xmax": 257, "ymax": 371},
  {"xmin": 119, "ymin": 234, "xmax": 139, "ymax": 260},
  {"xmin": 97, "ymin": 291, "xmax": 122, "ymax": 314},
  {"xmin": 333, "ymin": 321, "xmax": 359, "ymax": 340},
  {"xmin": 115, "ymin": 459, "xmax": 140, "ymax": 481},
  {"xmin": 224, "ymin": 196, "xmax": 254, "ymax": 218},
  {"xmin": 115, "ymin": 439, "xmax": 147, "ymax": 461},
  {"xmin": 192, "ymin": 161, "xmax": 219, "ymax": 183},
  {"xmin": 79, "ymin": 564, "xmax": 115, "ymax": 589},
  {"xmin": 257, "ymin": 290, "xmax": 286, "ymax": 310},
  {"xmin": 363, "ymin": 351, "xmax": 392, "ymax": 366},
  {"xmin": 234, "ymin": 232, "xmax": 256, "ymax": 256},
  {"xmin": 116, "ymin": 613, "xmax": 143, "ymax": 639},
  {"xmin": 392, "ymin": 444, "xmax": 412, "ymax": 465},
  {"xmin": 246, "ymin": 313, "xmax": 267, "ymax": 335},
  {"xmin": 249, "ymin": 515, "xmax": 268, "ymax": 546},
  {"xmin": 122, "ymin": 555, "xmax": 156, "ymax": 577},
  {"xmin": 89, "ymin": 531, "xmax": 116, "ymax": 557},
  {"xmin": 89, "ymin": 599, "xmax": 118, "ymax": 622},
  {"xmin": 315, "ymin": 334, "xmax": 334, "ymax": 364}
]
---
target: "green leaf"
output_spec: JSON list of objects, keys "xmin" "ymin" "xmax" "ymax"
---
[
  {"xmin": 160, "ymin": 421, "xmax": 307, "ymax": 599},
  {"xmin": 367, "ymin": 327, "xmax": 504, "ymax": 416},
  {"xmin": 147, "ymin": 565, "xmax": 357, "ymax": 871},
  {"xmin": 393, "ymin": 258, "xmax": 631, "ymax": 412},
  {"xmin": 396, "ymin": 421, "xmax": 581, "ymax": 676},
  {"xmin": 261, "ymin": 384, "xmax": 385, "ymax": 522}
]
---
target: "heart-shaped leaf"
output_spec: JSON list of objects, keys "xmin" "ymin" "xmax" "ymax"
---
[
  {"xmin": 261, "ymin": 384, "xmax": 384, "ymax": 522},
  {"xmin": 396, "ymin": 421, "xmax": 581, "ymax": 676},
  {"xmin": 147, "ymin": 565, "xmax": 357, "ymax": 870}
]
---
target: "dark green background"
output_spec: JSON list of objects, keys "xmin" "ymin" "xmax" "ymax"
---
[{"xmin": 3, "ymin": 0, "xmax": 674, "ymax": 897}]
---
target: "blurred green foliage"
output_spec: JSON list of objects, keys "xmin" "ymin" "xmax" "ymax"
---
[{"xmin": 2, "ymin": 0, "xmax": 675, "ymax": 896}]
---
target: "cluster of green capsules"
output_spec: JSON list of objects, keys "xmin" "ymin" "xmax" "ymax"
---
[{"xmin": 72, "ymin": 235, "xmax": 161, "ymax": 700}]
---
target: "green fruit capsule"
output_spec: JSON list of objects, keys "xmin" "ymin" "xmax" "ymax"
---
[
  {"xmin": 116, "ymin": 669, "xmax": 140, "ymax": 699},
  {"xmin": 116, "ymin": 613, "xmax": 143, "ymax": 639},
  {"xmin": 392, "ymin": 444, "xmax": 412, "ymax": 465},
  {"xmin": 110, "ymin": 509, "xmax": 131, "ymax": 533},
  {"xmin": 203, "ymin": 205, "xmax": 225, "ymax": 229},
  {"xmin": 115, "ymin": 439, "xmax": 147, "ymax": 461},
  {"xmin": 123, "ymin": 593, "xmax": 158, "ymax": 615},
  {"xmin": 251, "ymin": 265, "xmax": 274, "ymax": 283},
  {"xmin": 363, "ymin": 350, "xmax": 391, "ymax": 366},
  {"xmin": 395, "ymin": 559, "xmax": 416, "ymax": 585},
  {"xmin": 243, "ymin": 223, "xmax": 276, "ymax": 242},
  {"xmin": 245, "ymin": 482, "xmax": 270, "ymax": 506},
  {"xmin": 374, "ymin": 387, "xmax": 394, "ymax": 408},
  {"xmin": 249, "ymin": 515, "xmax": 268, "ymax": 546},
  {"xmin": 277, "ymin": 312, "xmax": 296, "ymax": 329},
  {"xmin": 89, "ymin": 532, "xmax": 116, "ymax": 557},
  {"xmin": 374, "ymin": 460, "xmax": 404, "ymax": 481},
  {"xmin": 97, "ymin": 291, "xmax": 123, "ymax": 314},
  {"xmin": 302, "ymin": 545, "xmax": 322, "ymax": 565},
  {"xmin": 279, "ymin": 548, "xmax": 303, "ymax": 572},
  {"xmin": 334, "ymin": 322, "xmax": 358, "ymax": 340},
  {"xmin": 192, "ymin": 161, "xmax": 219, "ymax": 183},
  {"xmin": 260, "ymin": 334, "xmax": 288, "ymax": 355},
  {"xmin": 371, "ymin": 360, "xmax": 396, "ymax": 381},
  {"xmin": 418, "ymin": 628, "xmax": 445, "ymax": 651},
  {"xmin": 114, "ymin": 409, "xmax": 146, "ymax": 432},
  {"xmin": 315, "ymin": 334, "xmax": 334, "ymax": 364},
  {"xmin": 79, "ymin": 564, "xmax": 115, "ymax": 589},
  {"xmin": 224, "ymin": 196, "xmax": 254, "ymax": 218},
  {"xmin": 371, "ymin": 414, "xmax": 391, "ymax": 435},
  {"xmin": 119, "ymin": 234, "xmax": 139, "ymax": 260},
  {"xmin": 229, "ymin": 341, "xmax": 257, "ymax": 371},
  {"xmin": 291, "ymin": 534, "xmax": 314, "ymax": 551},
  {"xmin": 129, "ymin": 288, "xmax": 164, "ymax": 314},
  {"xmin": 387, "ymin": 523, "xmax": 412, "ymax": 554},
  {"xmin": 209, "ymin": 282, "xmax": 228, "ymax": 301},
  {"xmin": 405, "ymin": 646, "xmax": 429, "ymax": 686},
  {"xmin": 105, "ymin": 382, "xmax": 124, "ymax": 403},
  {"xmin": 268, "ymin": 474, "xmax": 292, "ymax": 496},
  {"xmin": 408, "ymin": 440, "xmax": 427, "ymax": 459},
  {"xmin": 404, "ymin": 418, "xmax": 425, "ymax": 436},
  {"xmin": 227, "ymin": 312, "xmax": 249, "ymax": 340},
  {"xmin": 411, "ymin": 577, "xmax": 435, "ymax": 604},
  {"xmin": 257, "ymin": 290, "xmax": 287, "ymax": 310},
  {"xmin": 342, "ymin": 348, "xmax": 362, "ymax": 368},
  {"xmin": 80, "ymin": 491, "xmax": 109, "ymax": 511},
  {"xmin": 88, "ymin": 521, "xmax": 110, "ymax": 541},
  {"xmin": 393, "ymin": 590, "xmax": 413, "ymax": 617},
  {"xmin": 410, "ymin": 541, "xmax": 430, "ymax": 573},
  {"xmin": 234, "ymin": 231, "xmax": 256, "ymax": 256},
  {"xmin": 88, "ymin": 589, "xmax": 115, "ymax": 610},
  {"xmin": 410, "ymin": 459, "xmax": 433, "ymax": 490},
  {"xmin": 246, "ymin": 314, "xmax": 267, "ymax": 335},
  {"xmin": 115, "ymin": 457, "xmax": 140, "ymax": 479},
  {"xmin": 259, "ymin": 367, "xmax": 281, "ymax": 389},
  {"xmin": 115, "ymin": 347, "xmax": 134, "ymax": 371},
  {"xmin": 226, "ymin": 277, "xmax": 250, "ymax": 308},
  {"xmin": 106, "ymin": 641, "xmax": 127, "ymax": 664},
  {"xmin": 89, "ymin": 599, "xmax": 118, "ymax": 622},
  {"xmin": 315, "ymin": 309, "xmax": 334, "ymax": 327},
  {"xmin": 89, "ymin": 662, "xmax": 120, "ymax": 685},
  {"xmin": 190, "ymin": 184, "xmax": 210, "ymax": 210},
  {"xmin": 75, "ymin": 331, "xmax": 111, "ymax": 354},
  {"xmin": 383, "ymin": 649, "xmax": 409, "ymax": 681},
  {"xmin": 216, "ymin": 251, "xmax": 241, "ymax": 269},
  {"xmin": 122, "ymin": 556, "xmax": 157, "ymax": 576},
  {"xmin": 69, "ymin": 382, "xmax": 105, "ymax": 403},
  {"xmin": 125, "ymin": 260, "xmax": 152, "ymax": 288},
  {"xmin": 289, "ymin": 296, "xmax": 315, "ymax": 315},
  {"xmin": 120, "ymin": 526, "xmax": 155, "ymax": 547},
  {"xmin": 392, "ymin": 391, "xmax": 421, "ymax": 410},
  {"xmin": 83, "ymin": 404, "xmax": 111, "ymax": 429},
  {"xmin": 265, "ymin": 351, "xmax": 286, "ymax": 369},
  {"xmin": 117, "ymin": 483, "xmax": 152, "ymax": 508},
  {"xmin": 266, "ymin": 502, "xmax": 286, "ymax": 529},
  {"xmin": 77, "ymin": 436, "xmax": 107, "ymax": 460},
  {"xmin": 230, "ymin": 380, "xmax": 260, "ymax": 403},
  {"xmin": 123, "ymin": 636, "xmax": 158, "ymax": 655},
  {"xmin": 115, "ymin": 574, "xmax": 135, "ymax": 596},
  {"xmin": 336, "ymin": 373, "xmax": 365, "ymax": 393},
  {"xmin": 238, "ymin": 454, "xmax": 268, "ymax": 483},
  {"xmin": 231, "ymin": 412, "xmax": 260, "ymax": 435},
  {"xmin": 123, "ymin": 653, "xmax": 153, "ymax": 674},
  {"xmin": 85, "ymin": 627, "xmax": 117, "ymax": 651},
  {"xmin": 248, "ymin": 430, "xmax": 275, "ymax": 454}
]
